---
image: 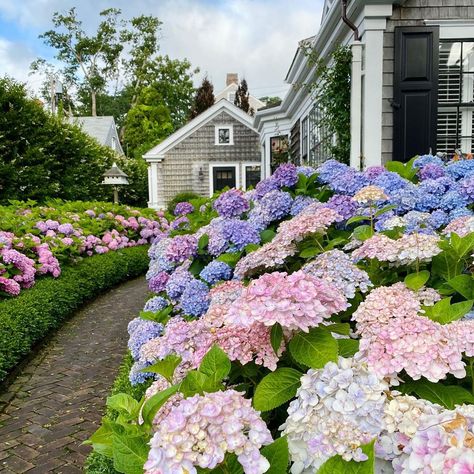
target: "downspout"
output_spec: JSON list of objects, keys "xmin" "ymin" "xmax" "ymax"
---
[{"xmin": 341, "ymin": 0, "xmax": 363, "ymax": 169}]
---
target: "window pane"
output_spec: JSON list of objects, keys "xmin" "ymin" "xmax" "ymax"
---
[
  {"xmin": 439, "ymin": 42, "xmax": 461, "ymax": 103},
  {"xmin": 245, "ymin": 166, "xmax": 261, "ymax": 189},
  {"xmin": 218, "ymin": 128, "xmax": 230, "ymax": 143},
  {"xmin": 437, "ymin": 108, "xmax": 459, "ymax": 154},
  {"xmin": 463, "ymin": 42, "xmax": 474, "ymax": 73},
  {"xmin": 462, "ymin": 73, "xmax": 474, "ymax": 103}
]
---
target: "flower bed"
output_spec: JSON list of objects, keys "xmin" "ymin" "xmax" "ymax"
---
[
  {"xmin": 87, "ymin": 156, "xmax": 474, "ymax": 474},
  {"xmin": 0, "ymin": 201, "xmax": 170, "ymax": 297}
]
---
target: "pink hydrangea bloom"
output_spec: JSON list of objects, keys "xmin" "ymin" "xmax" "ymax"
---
[
  {"xmin": 443, "ymin": 215, "xmax": 474, "ymax": 237},
  {"xmin": 144, "ymin": 390, "xmax": 272, "ymax": 474},
  {"xmin": 226, "ymin": 270, "xmax": 347, "ymax": 332}
]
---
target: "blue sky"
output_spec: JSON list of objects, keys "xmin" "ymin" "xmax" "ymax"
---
[{"xmin": 0, "ymin": 0, "xmax": 323, "ymax": 98}]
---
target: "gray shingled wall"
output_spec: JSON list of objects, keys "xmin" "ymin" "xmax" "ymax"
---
[
  {"xmin": 161, "ymin": 111, "xmax": 260, "ymax": 203},
  {"xmin": 382, "ymin": 0, "xmax": 471, "ymax": 163}
]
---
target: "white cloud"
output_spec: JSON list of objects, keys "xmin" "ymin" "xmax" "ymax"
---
[
  {"xmin": 0, "ymin": 37, "xmax": 37, "ymax": 83},
  {"xmin": 0, "ymin": 0, "xmax": 323, "ymax": 99}
]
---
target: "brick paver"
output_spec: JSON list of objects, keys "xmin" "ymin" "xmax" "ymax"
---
[{"xmin": 0, "ymin": 277, "xmax": 149, "ymax": 473}]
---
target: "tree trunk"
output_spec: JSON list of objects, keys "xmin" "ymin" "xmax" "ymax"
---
[{"xmin": 91, "ymin": 91, "xmax": 97, "ymax": 116}]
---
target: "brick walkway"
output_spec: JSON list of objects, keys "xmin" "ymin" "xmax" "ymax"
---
[{"xmin": 0, "ymin": 277, "xmax": 149, "ymax": 473}]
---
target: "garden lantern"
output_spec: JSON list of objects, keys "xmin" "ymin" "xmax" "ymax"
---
[{"xmin": 102, "ymin": 162, "xmax": 129, "ymax": 204}]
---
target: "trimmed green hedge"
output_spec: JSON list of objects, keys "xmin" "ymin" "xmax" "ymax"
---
[
  {"xmin": 85, "ymin": 352, "xmax": 151, "ymax": 474},
  {"xmin": 0, "ymin": 246, "xmax": 150, "ymax": 382}
]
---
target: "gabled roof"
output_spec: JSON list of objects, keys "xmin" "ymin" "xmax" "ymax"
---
[
  {"xmin": 143, "ymin": 99, "xmax": 257, "ymax": 160},
  {"xmin": 67, "ymin": 116, "xmax": 124, "ymax": 155}
]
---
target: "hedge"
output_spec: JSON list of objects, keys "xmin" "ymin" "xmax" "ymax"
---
[
  {"xmin": 0, "ymin": 245, "xmax": 150, "ymax": 382},
  {"xmin": 84, "ymin": 352, "xmax": 151, "ymax": 474}
]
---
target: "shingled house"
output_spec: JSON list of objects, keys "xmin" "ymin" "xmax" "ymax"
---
[
  {"xmin": 143, "ymin": 100, "xmax": 261, "ymax": 210},
  {"xmin": 255, "ymin": 0, "xmax": 474, "ymax": 177}
]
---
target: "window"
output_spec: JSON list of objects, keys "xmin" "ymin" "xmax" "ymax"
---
[
  {"xmin": 228, "ymin": 92, "xmax": 236, "ymax": 103},
  {"xmin": 215, "ymin": 125, "xmax": 234, "ymax": 145},
  {"xmin": 301, "ymin": 117, "xmax": 308, "ymax": 162},
  {"xmin": 210, "ymin": 165, "xmax": 238, "ymax": 194},
  {"xmin": 308, "ymin": 103, "xmax": 332, "ymax": 167},
  {"xmin": 243, "ymin": 164, "xmax": 261, "ymax": 189},
  {"xmin": 437, "ymin": 40, "xmax": 474, "ymax": 156},
  {"xmin": 270, "ymin": 135, "xmax": 289, "ymax": 173}
]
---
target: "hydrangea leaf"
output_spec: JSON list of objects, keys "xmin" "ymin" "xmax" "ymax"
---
[
  {"xmin": 404, "ymin": 270, "xmax": 430, "ymax": 291},
  {"xmin": 144, "ymin": 354, "xmax": 182, "ymax": 384},
  {"xmin": 448, "ymin": 274, "xmax": 474, "ymax": 300},
  {"xmin": 106, "ymin": 393, "xmax": 139, "ymax": 418},
  {"xmin": 352, "ymin": 225, "xmax": 374, "ymax": 242},
  {"xmin": 423, "ymin": 297, "xmax": 473, "ymax": 324},
  {"xmin": 337, "ymin": 339, "xmax": 359, "ymax": 357},
  {"xmin": 216, "ymin": 252, "xmax": 242, "ymax": 267},
  {"xmin": 84, "ymin": 420, "xmax": 114, "ymax": 458},
  {"xmin": 398, "ymin": 380, "xmax": 474, "ymax": 409},
  {"xmin": 270, "ymin": 323, "xmax": 283, "ymax": 355},
  {"xmin": 199, "ymin": 344, "xmax": 231, "ymax": 382},
  {"xmin": 289, "ymin": 327, "xmax": 338, "ymax": 369},
  {"xmin": 141, "ymin": 384, "xmax": 179, "ymax": 426},
  {"xmin": 253, "ymin": 368, "xmax": 302, "ymax": 411},
  {"xmin": 112, "ymin": 433, "xmax": 149, "ymax": 474},
  {"xmin": 260, "ymin": 229, "xmax": 276, "ymax": 243},
  {"xmin": 317, "ymin": 439, "xmax": 375, "ymax": 474},
  {"xmin": 261, "ymin": 436, "xmax": 289, "ymax": 474}
]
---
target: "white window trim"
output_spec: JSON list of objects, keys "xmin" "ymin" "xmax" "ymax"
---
[
  {"xmin": 241, "ymin": 162, "xmax": 262, "ymax": 190},
  {"xmin": 215, "ymin": 125, "xmax": 234, "ymax": 145},
  {"xmin": 424, "ymin": 20, "xmax": 474, "ymax": 40},
  {"xmin": 209, "ymin": 163, "xmax": 240, "ymax": 196}
]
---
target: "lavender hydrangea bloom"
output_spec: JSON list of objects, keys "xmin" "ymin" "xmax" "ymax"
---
[
  {"xmin": 57, "ymin": 223, "xmax": 74, "ymax": 235},
  {"xmin": 390, "ymin": 185, "xmax": 420, "ymax": 213},
  {"xmin": 325, "ymin": 194, "xmax": 359, "ymax": 220},
  {"xmin": 364, "ymin": 166, "xmax": 385, "ymax": 181},
  {"xmin": 180, "ymin": 280, "xmax": 210, "ymax": 317},
  {"xmin": 213, "ymin": 189, "xmax": 250, "ymax": 218},
  {"xmin": 199, "ymin": 260, "xmax": 232, "ymax": 285},
  {"xmin": 128, "ymin": 318, "xmax": 164, "ymax": 360},
  {"xmin": 247, "ymin": 207, "xmax": 272, "ymax": 232},
  {"xmin": 329, "ymin": 169, "xmax": 368, "ymax": 195},
  {"xmin": 221, "ymin": 219, "xmax": 261, "ymax": 251},
  {"xmin": 259, "ymin": 190, "xmax": 293, "ymax": 221},
  {"xmin": 273, "ymin": 163, "xmax": 299, "ymax": 187},
  {"xmin": 165, "ymin": 235, "xmax": 198, "ymax": 263},
  {"xmin": 254, "ymin": 178, "xmax": 279, "ymax": 200},
  {"xmin": 290, "ymin": 195, "xmax": 317, "ymax": 216},
  {"xmin": 458, "ymin": 175, "xmax": 474, "ymax": 203},
  {"xmin": 144, "ymin": 296, "xmax": 168, "ymax": 313},
  {"xmin": 165, "ymin": 267, "xmax": 195, "ymax": 299},
  {"xmin": 418, "ymin": 163, "xmax": 445, "ymax": 181},
  {"xmin": 171, "ymin": 216, "xmax": 190, "ymax": 230},
  {"xmin": 413, "ymin": 154, "xmax": 444, "ymax": 168},
  {"xmin": 174, "ymin": 202, "xmax": 194, "ymax": 216},
  {"xmin": 148, "ymin": 272, "xmax": 170, "ymax": 293},
  {"xmin": 129, "ymin": 361, "xmax": 154, "ymax": 386},
  {"xmin": 404, "ymin": 211, "xmax": 435, "ymax": 234},
  {"xmin": 296, "ymin": 166, "xmax": 317, "ymax": 177}
]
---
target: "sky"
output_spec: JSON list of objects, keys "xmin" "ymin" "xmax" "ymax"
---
[{"xmin": 0, "ymin": 0, "xmax": 323, "ymax": 100}]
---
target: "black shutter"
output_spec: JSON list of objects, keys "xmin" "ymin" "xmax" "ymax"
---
[{"xmin": 393, "ymin": 26, "xmax": 439, "ymax": 162}]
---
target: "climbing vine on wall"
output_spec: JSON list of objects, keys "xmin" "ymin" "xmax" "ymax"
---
[{"xmin": 301, "ymin": 44, "xmax": 352, "ymax": 164}]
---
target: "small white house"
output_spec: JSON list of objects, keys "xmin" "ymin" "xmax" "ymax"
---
[
  {"xmin": 256, "ymin": 0, "xmax": 474, "ymax": 177},
  {"xmin": 143, "ymin": 100, "xmax": 261, "ymax": 209}
]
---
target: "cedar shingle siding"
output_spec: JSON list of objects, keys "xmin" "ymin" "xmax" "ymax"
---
[
  {"xmin": 160, "ymin": 111, "xmax": 260, "ymax": 203},
  {"xmin": 382, "ymin": 0, "xmax": 470, "ymax": 163}
]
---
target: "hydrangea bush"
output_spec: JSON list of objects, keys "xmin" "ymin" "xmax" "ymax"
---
[
  {"xmin": 88, "ymin": 156, "xmax": 474, "ymax": 474},
  {"xmin": 0, "ymin": 201, "xmax": 170, "ymax": 297}
]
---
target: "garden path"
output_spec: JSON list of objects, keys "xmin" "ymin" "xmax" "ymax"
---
[{"xmin": 0, "ymin": 276, "xmax": 149, "ymax": 473}]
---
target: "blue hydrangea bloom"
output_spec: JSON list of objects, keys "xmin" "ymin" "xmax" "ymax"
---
[
  {"xmin": 254, "ymin": 178, "xmax": 280, "ymax": 200},
  {"xmin": 413, "ymin": 154, "xmax": 444, "ymax": 168},
  {"xmin": 390, "ymin": 185, "xmax": 420, "ymax": 213},
  {"xmin": 221, "ymin": 219, "xmax": 261, "ymax": 251},
  {"xmin": 428, "ymin": 210, "xmax": 448, "ymax": 229},
  {"xmin": 200, "ymin": 260, "xmax": 233, "ymax": 285},
  {"xmin": 296, "ymin": 166, "xmax": 317, "ymax": 178},
  {"xmin": 458, "ymin": 175, "xmax": 474, "ymax": 203},
  {"xmin": 127, "ymin": 318, "xmax": 163, "ymax": 360},
  {"xmin": 129, "ymin": 361, "xmax": 154, "ymax": 386},
  {"xmin": 439, "ymin": 191, "xmax": 467, "ymax": 211},
  {"xmin": 449, "ymin": 206, "xmax": 474, "ymax": 220},
  {"xmin": 213, "ymin": 189, "xmax": 250, "ymax": 218},
  {"xmin": 316, "ymin": 159, "xmax": 349, "ymax": 183},
  {"xmin": 325, "ymin": 194, "xmax": 359, "ymax": 220},
  {"xmin": 180, "ymin": 280, "xmax": 210, "ymax": 317},
  {"xmin": 290, "ymin": 195, "xmax": 317, "ymax": 216},
  {"xmin": 143, "ymin": 296, "xmax": 168, "ymax": 313},
  {"xmin": 247, "ymin": 207, "xmax": 272, "ymax": 233},
  {"xmin": 373, "ymin": 171, "xmax": 409, "ymax": 194},
  {"xmin": 329, "ymin": 169, "xmax": 368, "ymax": 195},
  {"xmin": 445, "ymin": 160, "xmax": 474, "ymax": 180},
  {"xmin": 414, "ymin": 192, "xmax": 440, "ymax": 212},
  {"xmin": 165, "ymin": 268, "xmax": 195, "ymax": 300},
  {"xmin": 259, "ymin": 190, "xmax": 293, "ymax": 221}
]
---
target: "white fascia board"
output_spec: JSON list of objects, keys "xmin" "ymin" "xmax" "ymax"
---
[
  {"xmin": 142, "ymin": 100, "xmax": 255, "ymax": 159},
  {"xmin": 424, "ymin": 19, "xmax": 474, "ymax": 39}
]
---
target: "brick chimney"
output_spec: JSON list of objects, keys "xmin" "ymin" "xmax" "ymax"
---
[{"xmin": 226, "ymin": 73, "xmax": 238, "ymax": 86}]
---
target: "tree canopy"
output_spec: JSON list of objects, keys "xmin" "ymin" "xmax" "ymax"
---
[
  {"xmin": 190, "ymin": 77, "xmax": 215, "ymax": 119},
  {"xmin": 234, "ymin": 79, "xmax": 254, "ymax": 116}
]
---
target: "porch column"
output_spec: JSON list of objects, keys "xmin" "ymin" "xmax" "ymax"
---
[
  {"xmin": 350, "ymin": 40, "xmax": 363, "ymax": 170},
  {"xmin": 148, "ymin": 160, "xmax": 166, "ymax": 210},
  {"xmin": 264, "ymin": 135, "xmax": 272, "ymax": 178},
  {"xmin": 360, "ymin": 5, "xmax": 392, "ymax": 168}
]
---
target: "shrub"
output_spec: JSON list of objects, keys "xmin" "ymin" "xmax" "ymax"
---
[
  {"xmin": 0, "ymin": 246, "xmax": 149, "ymax": 382},
  {"xmin": 166, "ymin": 191, "xmax": 200, "ymax": 214}
]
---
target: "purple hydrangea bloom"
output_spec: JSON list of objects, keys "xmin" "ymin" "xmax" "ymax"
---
[
  {"xmin": 165, "ymin": 235, "xmax": 198, "ymax": 263},
  {"xmin": 213, "ymin": 189, "xmax": 250, "ymax": 218},
  {"xmin": 296, "ymin": 166, "xmax": 317, "ymax": 178},
  {"xmin": 247, "ymin": 207, "xmax": 272, "ymax": 233},
  {"xmin": 144, "ymin": 296, "xmax": 168, "ymax": 313},
  {"xmin": 180, "ymin": 280, "xmax": 210, "ymax": 317},
  {"xmin": 325, "ymin": 194, "xmax": 359, "ymax": 220},
  {"xmin": 174, "ymin": 202, "xmax": 195, "ymax": 216},
  {"xmin": 148, "ymin": 272, "xmax": 170, "ymax": 293},
  {"xmin": 290, "ymin": 195, "xmax": 317, "ymax": 216},
  {"xmin": 364, "ymin": 166, "xmax": 385, "ymax": 181},
  {"xmin": 171, "ymin": 216, "xmax": 190, "ymax": 230},
  {"xmin": 259, "ymin": 190, "xmax": 293, "ymax": 221},
  {"xmin": 199, "ymin": 260, "xmax": 233, "ymax": 285},
  {"xmin": 165, "ymin": 267, "xmax": 195, "ymax": 299},
  {"xmin": 328, "ymin": 169, "xmax": 368, "ymax": 195},
  {"xmin": 418, "ymin": 163, "xmax": 445, "ymax": 181},
  {"xmin": 221, "ymin": 219, "xmax": 261, "ymax": 251},
  {"xmin": 413, "ymin": 154, "xmax": 444, "ymax": 168},
  {"xmin": 57, "ymin": 223, "xmax": 74, "ymax": 235},
  {"xmin": 273, "ymin": 163, "xmax": 299, "ymax": 187},
  {"xmin": 128, "ymin": 318, "xmax": 164, "ymax": 359},
  {"xmin": 458, "ymin": 175, "xmax": 474, "ymax": 203},
  {"xmin": 316, "ymin": 159, "xmax": 349, "ymax": 183},
  {"xmin": 254, "ymin": 178, "xmax": 280, "ymax": 200}
]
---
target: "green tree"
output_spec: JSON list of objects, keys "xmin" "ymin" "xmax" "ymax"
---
[
  {"xmin": 190, "ymin": 77, "xmax": 215, "ymax": 119},
  {"xmin": 259, "ymin": 96, "xmax": 282, "ymax": 108},
  {"xmin": 234, "ymin": 78, "xmax": 254, "ymax": 116},
  {"xmin": 38, "ymin": 7, "xmax": 124, "ymax": 116}
]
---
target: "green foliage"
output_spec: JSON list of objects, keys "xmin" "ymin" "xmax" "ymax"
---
[
  {"xmin": 261, "ymin": 436, "xmax": 290, "ymax": 474},
  {"xmin": 234, "ymin": 79, "xmax": 253, "ymax": 116},
  {"xmin": 384, "ymin": 156, "xmax": 418, "ymax": 181},
  {"xmin": 423, "ymin": 297, "xmax": 473, "ymax": 324},
  {"xmin": 143, "ymin": 354, "xmax": 181, "ymax": 383},
  {"xmin": 404, "ymin": 270, "xmax": 430, "ymax": 291},
  {"xmin": 190, "ymin": 76, "xmax": 215, "ymax": 119},
  {"xmin": 253, "ymin": 368, "xmax": 302, "ymax": 411},
  {"xmin": 318, "ymin": 440, "xmax": 375, "ymax": 473},
  {"xmin": 0, "ymin": 246, "xmax": 149, "ymax": 382},
  {"xmin": 167, "ymin": 191, "xmax": 201, "ymax": 214}
]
